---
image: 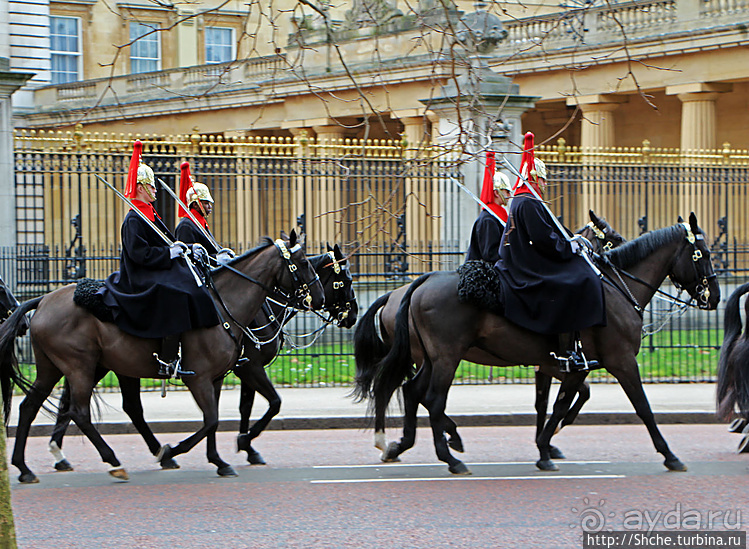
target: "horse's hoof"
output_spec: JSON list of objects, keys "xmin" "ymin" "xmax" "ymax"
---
[
  {"xmin": 381, "ymin": 441, "xmax": 401, "ymax": 462},
  {"xmin": 54, "ymin": 459, "xmax": 74, "ymax": 472},
  {"xmin": 109, "ymin": 466, "xmax": 130, "ymax": 481},
  {"xmin": 448, "ymin": 437, "xmax": 464, "ymax": 453},
  {"xmin": 155, "ymin": 444, "xmax": 172, "ymax": 463},
  {"xmin": 549, "ymin": 446, "xmax": 566, "ymax": 460},
  {"xmin": 18, "ymin": 472, "xmax": 39, "ymax": 484},
  {"xmin": 217, "ymin": 465, "xmax": 238, "ymax": 477},
  {"xmin": 737, "ymin": 435, "xmax": 749, "ymax": 454},
  {"xmin": 536, "ymin": 459, "xmax": 559, "ymax": 471},
  {"xmin": 449, "ymin": 462, "xmax": 471, "ymax": 475},
  {"xmin": 728, "ymin": 418, "xmax": 747, "ymax": 433},
  {"xmin": 236, "ymin": 434, "xmax": 250, "ymax": 453},
  {"xmin": 246, "ymin": 449, "xmax": 266, "ymax": 465},
  {"xmin": 160, "ymin": 457, "xmax": 180, "ymax": 470},
  {"xmin": 664, "ymin": 458, "xmax": 688, "ymax": 472}
]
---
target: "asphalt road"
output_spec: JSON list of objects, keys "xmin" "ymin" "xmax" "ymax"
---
[{"xmin": 9, "ymin": 424, "xmax": 749, "ymax": 549}]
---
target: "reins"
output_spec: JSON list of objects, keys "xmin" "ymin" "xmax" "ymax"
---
[{"xmin": 594, "ymin": 223, "xmax": 714, "ymax": 318}]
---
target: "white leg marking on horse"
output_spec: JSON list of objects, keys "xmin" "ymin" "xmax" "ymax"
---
[
  {"xmin": 49, "ymin": 440, "xmax": 65, "ymax": 462},
  {"xmin": 374, "ymin": 431, "xmax": 386, "ymax": 452}
]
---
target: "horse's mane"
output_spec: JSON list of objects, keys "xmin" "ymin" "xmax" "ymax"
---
[
  {"xmin": 208, "ymin": 236, "xmax": 275, "ymax": 273},
  {"xmin": 604, "ymin": 224, "xmax": 684, "ymax": 270}
]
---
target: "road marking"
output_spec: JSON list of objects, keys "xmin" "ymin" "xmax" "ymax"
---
[
  {"xmin": 311, "ymin": 474, "xmax": 625, "ymax": 484},
  {"xmin": 313, "ymin": 460, "xmax": 611, "ymax": 469}
]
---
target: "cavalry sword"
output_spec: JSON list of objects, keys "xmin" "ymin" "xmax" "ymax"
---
[
  {"xmin": 95, "ymin": 174, "xmax": 203, "ymax": 286},
  {"xmin": 449, "ymin": 177, "xmax": 506, "ymax": 227},
  {"xmin": 499, "ymin": 157, "xmax": 601, "ymax": 277},
  {"xmin": 156, "ymin": 177, "xmax": 223, "ymax": 252}
]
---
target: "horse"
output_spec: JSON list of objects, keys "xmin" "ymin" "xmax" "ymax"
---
[
  {"xmin": 716, "ymin": 282, "xmax": 749, "ymax": 453},
  {"xmin": 356, "ymin": 213, "xmax": 719, "ymax": 474},
  {"xmin": 46, "ymin": 244, "xmax": 358, "ymax": 471},
  {"xmin": 235, "ymin": 244, "xmax": 358, "ymax": 464},
  {"xmin": 0, "ymin": 230, "xmax": 325, "ymax": 483},
  {"xmin": 353, "ymin": 210, "xmax": 626, "ymax": 461}
]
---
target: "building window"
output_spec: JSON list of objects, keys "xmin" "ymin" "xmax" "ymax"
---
[
  {"xmin": 130, "ymin": 22, "xmax": 161, "ymax": 74},
  {"xmin": 205, "ymin": 27, "xmax": 234, "ymax": 64},
  {"xmin": 50, "ymin": 16, "xmax": 81, "ymax": 84}
]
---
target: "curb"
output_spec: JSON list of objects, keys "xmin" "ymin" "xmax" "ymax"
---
[{"xmin": 8, "ymin": 411, "xmax": 719, "ymax": 438}]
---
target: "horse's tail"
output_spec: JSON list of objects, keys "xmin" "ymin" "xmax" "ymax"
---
[
  {"xmin": 716, "ymin": 282, "xmax": 749, "ymax": 420},
  {"xmin": 0, "ymin": 296, "xmax": 42, "ymax": 425},
  {"xmin": 352, "ymin": 291, "xmax": 393, "ymax": 403},
  {"xmin": 371, "ymin": 273, "xmax": 432, "ymax": 414}
]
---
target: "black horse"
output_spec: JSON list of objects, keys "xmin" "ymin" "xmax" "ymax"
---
[
  {"xmin": 353, "ymin": 210, "xmax": 626, "ymax": 460},
  {"xmin": 0, "ymin": 230, "xmax": 325, "ymax": 483},
  {"xmin": 357, "ymin": 214, "xmax": 719, "ymax": 474},
  {"xmin": 47, "ymin": 245, "xmax": 357, "ymax": 471},
  {"xmin": 716, "ymin": 282, "xmax": 749, "ymax": 452}
]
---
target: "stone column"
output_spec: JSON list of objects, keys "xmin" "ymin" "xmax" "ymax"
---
[
  {"xmin": 0, "ymin": 59, "xmax": 34, "ymax": 249},
  {"xmin": 567, "ymin": 94, "xmax": 627, "ymax": 223},
  {"xmin": 666, "ymin": 83, "xmax": 731, "ymax": 151},
  {"xmin": 311, "ymin": 124, "xmax": 345, "ymax": 247},
  {"xmin": 424, "ymin": 65, "xmax": 538, "ymax": 260}
]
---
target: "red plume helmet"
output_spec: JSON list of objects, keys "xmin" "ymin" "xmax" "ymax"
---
[
  {"xmin": 125, "ymin": 140, "xmax": 143, "ymax": 199},
  {"xmin": 479, "ymin": 151, "xmax": 504, "ymax": 218},
  {"xmin": 178, "ymin": 161, "xmax": 194, "ymax": 218},
  {"xmin": 513, "ymin": 132, "xmax": 540, "ymax": 195}
]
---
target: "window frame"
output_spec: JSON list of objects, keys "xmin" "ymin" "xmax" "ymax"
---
[
  {"xmin": 204, "ymin": 26, "xmax": 236, "ymax": 65},
  {"xmin": 129, "ymin": 21, "xmax": 162, "ymax": 74},
  {"xmin": 50, "ymin": 15, "xmax": 82, "ymax": 84}
]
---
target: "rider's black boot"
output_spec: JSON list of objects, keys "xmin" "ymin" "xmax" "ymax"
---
[{"xmin": 156, "ymin": 334, "xmax": 195, "ymax": 378}]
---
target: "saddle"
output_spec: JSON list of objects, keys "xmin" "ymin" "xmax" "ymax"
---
[
  {"xmin": 73, "ymin": 278, "xmax": 114, "ymax": 323},
  {"xmin": 457, "ymin": 260, "xmax": 504, "ymax": 316}
]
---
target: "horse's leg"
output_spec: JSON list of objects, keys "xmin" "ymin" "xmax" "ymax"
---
[
  {"xmin": 12, "ymin": 364, "xmax": 63, "ymax": 483},
  {"xmin": 614, "ymin": 366, "xmax": 686, "ymax": 471},
  {"xmin": 158, "ymin": 378, "xmax": 236, "ymax": 477},
  {"xmin": 117, "ymin": 375, "xmax": 178, "ymax": 470},
  {"xmin": 560, "ymin": 380, "xmax": 590, "ymax": 429},
  {"xmin": 534, "ymin": 370, "xmax": 567, "ymax": 459},
  {"xmin": 422, "ymin": 360, "xmax": 469, "ymax": 475},
  {"xmin": 202, "ymin": 378, "xmax": 236, "ymax": 477},
  {"xmin": 381, "ymin": 370, "xmax": 422, "ymax": 462},
  {"xmin": 65, "ymin": 372, "xmax": 128, "ymax": 481},
  {"xmin": 49, "ymin": 365, "xmax": 110, "ymax": 472},
  {"xmin": 535, "ymin": 371, "xmax": 589, "ymax": 471},
  {"xmin": 236, "ymin": 364, "xmax": 278, "ymax": 465}
]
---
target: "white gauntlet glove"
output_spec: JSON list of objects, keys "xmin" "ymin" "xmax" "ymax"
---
[
  {"xmin": 190, "ymin": 243, "xmax": 208, "ymax": 264},
  {"xmin": 216, "ymin": 248, "xmax": 236, "ymax": 264},
  {"xmin": 169, "ymin": 241, "xmax": 188, "ymax": 259}
]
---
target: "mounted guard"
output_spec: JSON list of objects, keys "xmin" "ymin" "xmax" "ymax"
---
[
  {"xmin": 495, "ymin": 132, "xmax": 606, "ymax": 372},
  {"xmin": 465, "ymin": 150, "xmax": 512, "ymax": 264},
  {"xmin": 97, "ymin": 141, "xmax": 219, "ymax": 378}
]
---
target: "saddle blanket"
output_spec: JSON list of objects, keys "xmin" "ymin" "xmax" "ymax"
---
[
  {"xmin": 73, "ymin": 278, "xmax": 113, "ymax": 322},
  {"xmin": 457, "ymin": 260, "xmax": 505, "ymax": 316}
]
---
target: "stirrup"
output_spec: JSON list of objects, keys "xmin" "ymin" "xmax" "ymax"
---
[{"xmin": 154, "ymin": 353, "xmax": 195, "ymax": 379}]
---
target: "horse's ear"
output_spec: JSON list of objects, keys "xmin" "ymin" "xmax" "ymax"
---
[
  {"xmin": 689, "ymin": 212, "xmax": 699, "ymax": 232},
  {"xmin": 327, "ymin": 243, "xmax": 333, "ymax": 252},
  {"xmin": 677, "ymin": 215, "xmax": 684, "ymax": 223},
  {"xmin": 589, "ymin": 209, "xmax": 601, "ymax": 225},
  {"xmin": 334, "ymin": 243, "xmax": 343, "ymax": 260},
  {"xmin": 280, "ymin": 230, "xmax": 289, "ymax": 240},
  {"xmin": 289, "ymin": 228, "xmax": 297, "ymax": 245}
]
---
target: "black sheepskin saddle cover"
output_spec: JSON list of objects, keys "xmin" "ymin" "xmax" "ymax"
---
[
  {"xmin": 457, "ymin": 260, "xmax": 505, "ymax": 316},
  {"xmin": 73, "ymin": 278, "xmax": 113, "ymax": 323}
]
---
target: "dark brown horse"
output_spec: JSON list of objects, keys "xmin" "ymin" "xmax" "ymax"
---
[
  {"xmin": 356, "ymin": 213, "xmax": 719, "ymax": 474},
  {"xmin": 716, "ymin": 282, "xmax": 749, "ymax": 452},
  {"xmin": 46, "ymin": 245, "xmax": 357, "ymax": 471},
  {"xmin": 0, "ymin": 230, "xmax": 324, "ymax": 483},
  {"xmin": 353, "ymin": 210, "xmax": 626, "ymax": 460}
]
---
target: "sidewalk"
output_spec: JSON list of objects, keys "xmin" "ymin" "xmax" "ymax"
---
[{"xmin": 7, "ymin": 382, "xmax": 720, "ymax": 437}]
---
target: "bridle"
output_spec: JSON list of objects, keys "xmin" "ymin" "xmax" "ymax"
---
[
  {"xmin": 271, "ymin": 239, "xmax": 320, "ymax": 311},
  {"xmin": 668, "ymin": 222, "xmax": 716, "ymax": 310},
  {"xmin": 313, "ymin": 251, "xmax": 355, "ymax": 326},
  {"xmin": 586, "ymin": 221, "xmax": 621, "ymax": 252}
]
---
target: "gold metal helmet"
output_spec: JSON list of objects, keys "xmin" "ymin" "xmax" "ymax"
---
[
  {"xmin": 137, "ymin": 163, "xmax": 155, "ymax": 186},
  {"xmin": 186, "ymin": 182, "xmax": 213, "ymax": 206},
  {"xmin": 493, "ymin": 171, "xmax": 512, "ymax": 192},
  {"xmin": 530, "ymin": 158, "xmax": 547, "ymax": 181}
]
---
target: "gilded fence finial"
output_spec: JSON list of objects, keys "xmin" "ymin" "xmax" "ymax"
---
[{"xmin": 722, "ymin": 142, "xmax": 732, "ymax": 164}]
